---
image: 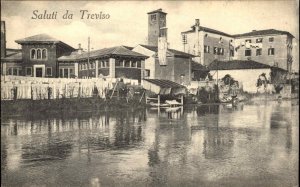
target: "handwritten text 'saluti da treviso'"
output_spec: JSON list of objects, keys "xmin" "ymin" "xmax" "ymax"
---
[{"xmin": 31, "ymin": 10, "xmax": 110, "ymax": 20}]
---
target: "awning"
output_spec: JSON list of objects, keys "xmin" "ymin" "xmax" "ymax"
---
[{"xmin": 142, "ymin": 79, "xmax": 187, "ymax": 95}]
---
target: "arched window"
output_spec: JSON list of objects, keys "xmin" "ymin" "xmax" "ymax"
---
[
  {"xmin": 31, "ymin": 49, "xmax": 36, "ymax": 59},
  {"xmin": 42, "ymin": 49, "xmax": 47, "ymax": 59},
  {"xmin": 37, "ymin": 49, "xmax": 42, "ymax": 59}
]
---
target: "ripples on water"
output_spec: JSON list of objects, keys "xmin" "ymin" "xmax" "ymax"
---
[{"xmin": 1, "ymin": 100, "xmax": 298, "ymax": 187}]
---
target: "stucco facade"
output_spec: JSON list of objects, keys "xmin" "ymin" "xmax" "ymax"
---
[
  {"xmin": 234, "ymin": 34, "xmax": 293, "ymax": 71},
  {"xmin": 182, "ymin": 20, "xmax": 295, "ymax": 72}
]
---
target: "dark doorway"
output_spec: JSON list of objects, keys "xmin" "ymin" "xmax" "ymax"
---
[{"xmin": 36, "ymin": 68, "xmax": 43, "ymax": 77}]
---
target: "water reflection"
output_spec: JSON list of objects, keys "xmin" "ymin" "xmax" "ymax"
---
[{"xmin": 1, "ymin": 101, "xmax": 298, "ymax": 187}]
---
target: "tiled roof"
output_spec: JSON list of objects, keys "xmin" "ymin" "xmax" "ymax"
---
[
  {"xmin": 233, "ymin": 29, "xmax": 294, "ymax": 38},
  {"xmin": 147, "ymin": 8, "xmax": 167, "ymax": 14},
  {"xmin": 191, "ymin": 61, "xmax": 209, "ymax": 71},
  {"xmin": 58, "ymin": 51, "xmax": 83, "ymax": 61},
  {"xmin": 16, "ymin": 34, "xmax": 60, "ymax": 43},
  {"xmin": 122, "ymin": 45, "xmax": 133, "ymax": 50},
  {"xmin": 182, "ymin": 26, "xmax": 294, "ymax": 39},
  {"xmin": 208, "ymin": 60, "xmax": 272, "ymax": 70},
  {"xmin": 58, "ymin": 46, "xmax": 148, "ymax": 61},
  {"xmin": 144, "ymin": 79, "xmax": 185, "ymax": 88},
  {"xmin": 1, "ymin": 52, "xmax": 22, "ymax": 62},
  {"xmin": 6, "ymin": 48, "xmax": 22, "ymax": 56},
  {"xmin": 139, "ymin": 44, "xmax": 195, "ymax": 58},
  {"xmin": 182, "ymin": 26, "xmax": 232, "ymax": 37},
  {"xmin": 15, "ymin": 33, "xmax": 75, "ymax": 49}
]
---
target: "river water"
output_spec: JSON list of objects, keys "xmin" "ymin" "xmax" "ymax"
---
[{"xmin": 1, "ymin": 100, "xmax": 299, "ymax": 187}]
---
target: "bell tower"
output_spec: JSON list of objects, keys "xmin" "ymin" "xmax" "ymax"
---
[{"xmin": 147, "ymin": 8, "xmax": 167, "ymax": 46}]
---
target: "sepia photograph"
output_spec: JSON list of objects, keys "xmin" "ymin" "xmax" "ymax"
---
[{"xmin": 1, "ymin": 0, "xmax": 299, "ymax": 186}]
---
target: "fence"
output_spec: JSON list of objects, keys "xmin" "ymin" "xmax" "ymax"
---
[{"xmin": 1, "ymin": 76, "xmax": 139, "ymax": 100}]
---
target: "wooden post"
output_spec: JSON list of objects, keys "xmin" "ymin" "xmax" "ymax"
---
[
  {"xmin": 180, "ymin": 95, "xmax": 184, "ymax": 105},
  {"xmin": 158, "ymin": 94, "xmax": 160, "ymax": 106},
  {"xmin": 139, "ymin": 90, "xmax": 145, "ymax": 103}
]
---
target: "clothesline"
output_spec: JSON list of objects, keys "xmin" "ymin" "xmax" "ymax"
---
[{"xmin": 1, "ymin": 76, "xmax": 139, "ymax": 100}]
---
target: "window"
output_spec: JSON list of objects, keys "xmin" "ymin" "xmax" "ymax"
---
[
  {"xmin": 59, "ymin": 69, "xmax": 63, "ymax": 77},
  {"xmin": 46, "ymin": 67, "xmax": 52, "ymax": 76},
  {"xmin": 269, "ymin": 37, "xmax": 274, "ymax": 42},
  {"xmin": 256, "ymin": 49, "xmax": 262, "ymax": 56},
  {"xmin": 63, "ymin": 68, "xmax": 69, "ymax": 78},
  {"xmin": 245, "ymin": 39, "xmax": 252, "ymax": 43},
  {"xmin": 106, "ymin": 61, "xmax": 110, "ymax": 67},
  {"xmin": 42, "ymin": 49, "xmax": 47, "ymax": 59},
  {"xmin": 151, "ymin": 14, "xmax": 156, "ymax": 21},
  {"xmin": 30, "ymin": 48, "xmax": 47, "ymax": 60},
  {"xmin": 26, "ymin": 67, "xmax": 32, "ymax": 76},
  {"xmin": 245, "ymin": 49, "xmax": 252, "ymax": 56},
  {"xmin": 218, "ymin": 48, "xmax": 224, "ymax": 55},
  {"xmin": 137, "ymin": 61, "xmax": 141, "ymax": 68},
  {"xmin": 145, "ymin": 70, "xmax": 150, "ymax": 77},
  {"xmin": 268, "ymin": 48, "xmax": 275, "ymax": 55},
  {"xmin": 213, "ymin": 47, "xmax": 218, "ymax": 54},
  {"xmin": 101, "ymin": 61, "xmax": 105, "ymax": 68},
  {"xmin": 256, "ymin": 38, "xmax": 263, "ymax": 43},
  {"xmin": 7, "ymin": 67, "xmax": 21, "ymax": 75},
  {"xmin": 125, "ymin": 60, "xmax": 130, "ymax": 67},
  {"xmin": 31, "ymin": 49, "xmax": 36, "ymax": 59},
  {"xmin": 7, "ymin": 68, "xmax": 12, "ymax": 75},
  {"xmin": 204, "ymin": 45, "xmax": 210, "ymax": 53},
  {"xmin": 115, "ymin": 60, "xmax": 121, "ymax": 67},
  {"xmin": 13, "ymin": 68, "xmax": 18, "ymax": 75},
  {"xmin": 132, "ymin": 61, "xmax": 137, "ymax": 67},
  {"xmin": 69, "ymin": 69, "xmax": 73, "ymax": 76},
  {"xmin": 90, "ymin": 62, "xmax": 94, "ymax": 69},
  {"xmin": 37, "ymin": 49, "xmax": 42, "ymax": 59}
]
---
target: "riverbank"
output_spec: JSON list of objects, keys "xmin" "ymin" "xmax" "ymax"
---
[{"xmin": 1, "ymin": 97, "xmax": 147, "ymax": 117}]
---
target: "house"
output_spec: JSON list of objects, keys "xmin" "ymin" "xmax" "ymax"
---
[
  {"xmin": 233, "ymin": 29, "xmax": 294, "ymax": 72},
  {"xmin": 1, "ymin": 29, "xmax": 76, "ymax": 77},
  {"xmin": 208, "ymin": 60, "xmax": 287, "ymax": 93},
  {"xmin": 181, "ymin": 19, "xmax": 234, "ymax": 66},
  {"xmin": 132, "ymin": 44, "xmax": 196, "ymax": 85},
  {"xmin": 58, "ymin": 45, "xmax": 148, "ymax": 81},
  {"xmin": 182, "ymin": 20, "xmax": 295, "ymax": 72}
]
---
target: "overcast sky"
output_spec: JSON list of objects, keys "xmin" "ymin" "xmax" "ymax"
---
[{"xmin": 1, "ymin": 1, "xmax": 299, "ymax": 52}]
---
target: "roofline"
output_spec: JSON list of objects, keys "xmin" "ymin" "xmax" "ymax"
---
[
  {"xmin": 182, "ymin": 26, "xmax": 295, "ymax": 39},
  {"xmin": 208, "ymin": 60, "xmax": 288, "ymax": 72},
  {"xmin": 15, "ymin": 40, "xmax": 75, "ymax": 50},
  {"xmin": 147, "ymin": 9, "xmax": 167, "ymax": 15},
  {"xmin": 233, "ymin": 32, "xmax": 295, "ymax": 39},
  {"xmin": 138, "ymin": 44, "xmax": 195, "ymax": 58},
  {"xmin": 58, "ymin": 53, "xmax": 148, "ymax": 62},
  {"xmin": 181, "ymin": 27, "xmax": 233, "ymax": 37}
]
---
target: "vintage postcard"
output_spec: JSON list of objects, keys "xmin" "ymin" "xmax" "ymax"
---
[{"xmin": 1, "ymin": 0, "xmax": 299, "ymax": 186}]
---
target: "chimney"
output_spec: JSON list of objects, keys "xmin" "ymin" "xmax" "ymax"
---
[
  {"xmin": 1, "ymin": 21, "xmax": 6, "ymax": 58},
  {"xmin": 252, "ymin": 30, "xmax": 257, "ymax": 32},
  {"xmin": 77, "ymin": 43, "xmax": 83, "ymax": 54},
  {"xmin": 195, "ymin": 19, "xmax": 200, "ymax": 27}
]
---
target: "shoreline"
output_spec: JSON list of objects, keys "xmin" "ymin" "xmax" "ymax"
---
[
  {"xmin": 1, "ymin": 97, "xmax": 146, "ymax": 117},
  {"xmin": 1, "ymin": 94, "xmax": 298, "ymax": 118}
]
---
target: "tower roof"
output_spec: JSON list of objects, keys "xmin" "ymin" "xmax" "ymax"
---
[{"xmin": 147, "ymin": 8, "xmax": 167, "ymax": 15}]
